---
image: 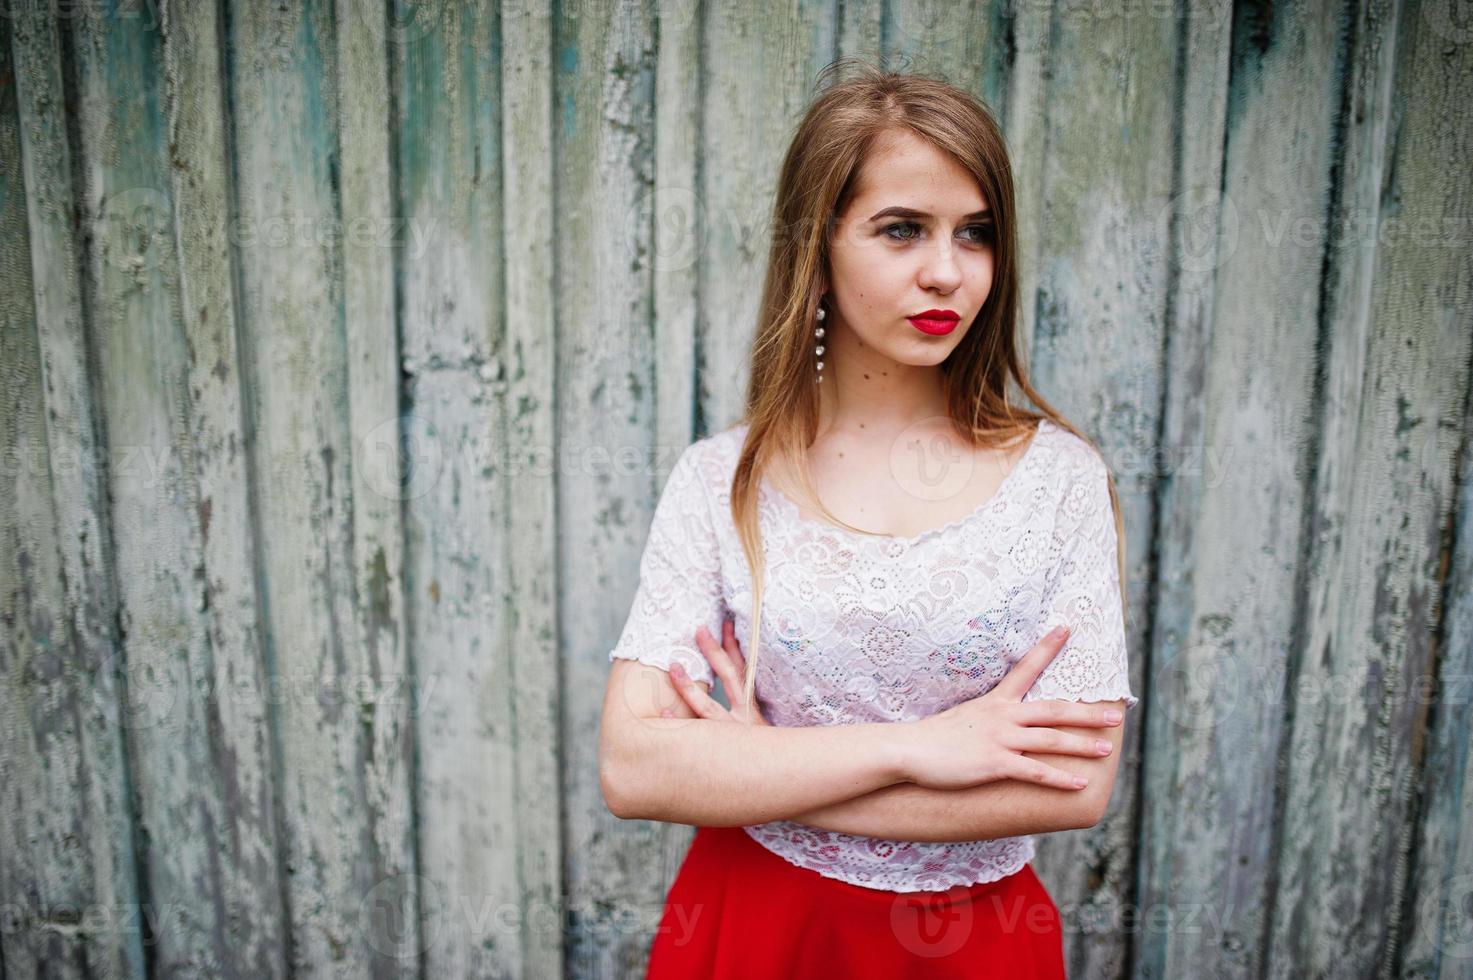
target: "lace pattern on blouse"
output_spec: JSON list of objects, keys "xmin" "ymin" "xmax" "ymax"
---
[{"xmin": 608, "ymin": 418, "xmax": 1138, "ymax": 892}]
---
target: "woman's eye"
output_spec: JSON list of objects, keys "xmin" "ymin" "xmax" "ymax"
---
[
  {"xmin": 882, "ymin": 221, "xmax": 996, "ymax": 244},
  {"xmin": 963, "ymin": 223, "xmax": 996, "ymax": 244}
]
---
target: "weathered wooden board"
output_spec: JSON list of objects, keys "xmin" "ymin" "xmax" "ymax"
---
[
  {"xmin": 162, "ymin": 0, "xmax": 293, "ymax": 972},
  {"xmin": 1001, "ymin": 0, "xmax": 1058, "ymax": 361},
  {"xmin": 1136, "ymin": 0, "xmax": 1237, "ymax": 977},
  {"xmin": 332, "ymin": 0, "xmax": 420, "ymax": 975},
  {"xmin": 1403, "ymin": 355, "xmax": 1473, "ymax": 980},
  {"xmin": 697, "ymin": 0, "xmax": 835, "ymax": 434},
  {"xmin": 498, "ymin": 0, "xmax": 565, "ymax": 974},
  {"xmin": 1023, "ymin": 1, "xmax": 1180, "ymax": 976},
  {"xmin": 1265, "ymin": 0, "xmax": 1473, "ymax": 976},
  {"xmin": 225, "ymin": 0, "xmax": 416, "ymax": 973},
  {"xmin": 1, "ymin": 8, "xmax": 143, "ymax": 976},
  {"xmin": 392, "ymin": 2, "xmax": 513, "ymax": 978},
  {"xmin": 56, "ymin": 2, "xmax": 288, "ymax": 974},
  {"xmin": 1136, "ymin": 0, "xmax": 1353, "ymax": 976},
  {"xmin": 390, "ymin": 0, "xmax": 564, "ymax": 975},
  {"xmin": 554, "ymin": 0, "xmax": 671, "ymax": 975}
]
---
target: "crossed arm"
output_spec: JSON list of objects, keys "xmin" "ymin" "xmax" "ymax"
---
[
  {"xmin": 776, "ymin": 702, "xmax": 1127, "ymax": 842},
  {"xmin": 603, "ymin": 608, "xmax": 1129, "ymax": 841},
  {"xmin": 671, "ymin": 622, "xmax": 1127, "ymax": 841},
  {"xmin": 664, "ymin": 685, "xmax": 1127, "ymax": 842}
]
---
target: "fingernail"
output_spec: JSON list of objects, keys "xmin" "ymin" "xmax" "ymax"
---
[
  {"xmin": 1105, "ymin": 709, "xmax": 1122, "ymax": 724},
  {"xmin": 1050, "ymin": 625, "xmax": 1068, "ymax": 640},
  {"xmin": 1073, "ymin": 776, "xmax": 1089, "ymax": 788},
  {"xmin": 670, "ymin": 663, "xmax": 685, "ymax": 679}
]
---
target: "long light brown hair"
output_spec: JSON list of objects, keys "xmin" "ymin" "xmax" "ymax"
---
[{"xmin": 728, "ymin": 59, "xmax": 1128, "ymax": 721}]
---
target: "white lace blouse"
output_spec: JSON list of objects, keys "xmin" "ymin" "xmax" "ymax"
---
[{"xmin": 607, "ymin": 418, "xmax": 1139, "ymax": 892}]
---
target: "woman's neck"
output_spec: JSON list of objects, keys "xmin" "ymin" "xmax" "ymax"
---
[{"xmin": 817, "ymin": 329, "xmax": 949, "ymax": 438}]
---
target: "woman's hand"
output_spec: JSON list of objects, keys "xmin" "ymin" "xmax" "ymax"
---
[
  {"xmin": 664, "ymin": 620, "xmax": 771, "ymax": 726},
  {"xmin": 898, "ymin": 625, "xmax": 1124, "ymax": 791}
]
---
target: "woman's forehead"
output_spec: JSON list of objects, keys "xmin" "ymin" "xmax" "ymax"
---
[{"xmin": 847, "ymin": 132, "xmax": 987, "ymax": 215}]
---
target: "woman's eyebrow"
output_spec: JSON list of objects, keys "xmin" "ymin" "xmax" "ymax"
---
[{"xmin": 867, "ymin": 205, "xmax": 993, "ymax": 222}]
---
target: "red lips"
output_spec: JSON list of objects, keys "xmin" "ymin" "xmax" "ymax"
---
[{"xmin": 908, "ymin": 309, "xmax": 960, "ymax": 336}]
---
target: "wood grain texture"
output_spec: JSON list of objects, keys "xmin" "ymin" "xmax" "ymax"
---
[
  {"xmin": 1265, "ymin": 0, "xmax": 1473, "ymax": 976},
  {"xmin": 1136, "ymin": 0, "xmax": 1236, "ymax": 978},
  {"xmin": 394, "ymin": 2, "xmax": 519, "ymax": 978},
  {"xmin": 500, "ymin": 0, "xmax": 563, "ymax": 973},
  {"xmin": 59, "ymin": 2, "xmax": 288, "ymax": 975},
  {"xmin": 1, "ymin": 7, "xmax": 144, "ymax": 977},
  {"xmin": 698, "ymin": 0, "xmax": 834, "ymax": 433},
  {"xmin": 1135, "ymin": 0, "xmax": 1349, "ymax": 976},
  {"xmin": 1395, "ymin": 17, "xmax": 1473, "ymax": 980},
  {"xmin": 1403, "ymin": 344, "xmax": 1473, "ymax": 980},
  {"xmin": 225, "ymin": 1, "xmax": 416, "ymax": 974},
  {"xmin": 553, "ymin": 0, "xmax": 669, "ymax": 975},
  {"xmin": 159, "ymin": 0, "xmax": 292, "ymax": 973},
  {"xmin": 332, "ymin": 0, "xmax": 420, "ymax": 975},
  {"xmin": 1001, "ymin": 0, "xmax": 1055, "ymax": 364},
  {"xmin": 1022, "ymin": 2, "xmax": 1179, "ymax": 977}
]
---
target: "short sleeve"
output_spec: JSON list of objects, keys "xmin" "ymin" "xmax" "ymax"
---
[
  {"xmin": 606, "ymin": 441, "xmax": 727, "ymax": 687},
  {"xmin": 1023, "ymin": 449, "xmax": 1140, "ymax": 711}
]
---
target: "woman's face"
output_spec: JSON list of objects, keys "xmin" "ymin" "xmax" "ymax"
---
[{"xmin": 823, "ymin": 129, "xmax": 995, "ymax": 367}]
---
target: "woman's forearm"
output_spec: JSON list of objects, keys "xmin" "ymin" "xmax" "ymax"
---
[
  {"xmin": 603, "ymin": 714, "xmax": 915, "ymax": 827},
  {"xmin": 781, "ymin": 778, "xmax": 1089, "ymax": 843},
  {"xmin": 783, "ymin": 725, "xmax": 1124, "ymax": 842}
]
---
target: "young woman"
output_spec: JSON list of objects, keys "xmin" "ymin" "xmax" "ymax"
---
[{"xmin": 599, "ymin": 60, "xmax": 1139, "ymax": 979}]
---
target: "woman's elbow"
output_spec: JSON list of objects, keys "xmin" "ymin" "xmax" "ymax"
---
[
  {"xmin": 600, "ymin": 722, "xmax": 666, "ymax": 820},
  {"xmin": 598, "ymin": 736, "xmax": 646, "ymax": 820},
  {"xmin": 602, "ymin": 770, "xmax": 638, "ymax": 820},
  {"xmin": 1071, "ymin": 800, "xmax": 1106, "ymax": 831},
  {"xmin": 1069, "ymin": 773, "xmax": 1118, "ymax": 830},
  {"xmin": 1060, "ymin": 702, "xmax": 1128, "ymax": 830}
]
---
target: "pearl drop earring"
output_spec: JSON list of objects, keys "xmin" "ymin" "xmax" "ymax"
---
[{"xmin": 815, "ymin": 304, "xmax": 827, "ymax": 384}]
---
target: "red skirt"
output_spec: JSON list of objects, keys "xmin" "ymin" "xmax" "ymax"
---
[{"xmin": 645, "ymin": 825, "xmax": 1066, "ymax": 979}]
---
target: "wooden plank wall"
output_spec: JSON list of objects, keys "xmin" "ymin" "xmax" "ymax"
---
[{"xmin": 0, "ymin": 0, "xmax": 1468, "ymax": 977}]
